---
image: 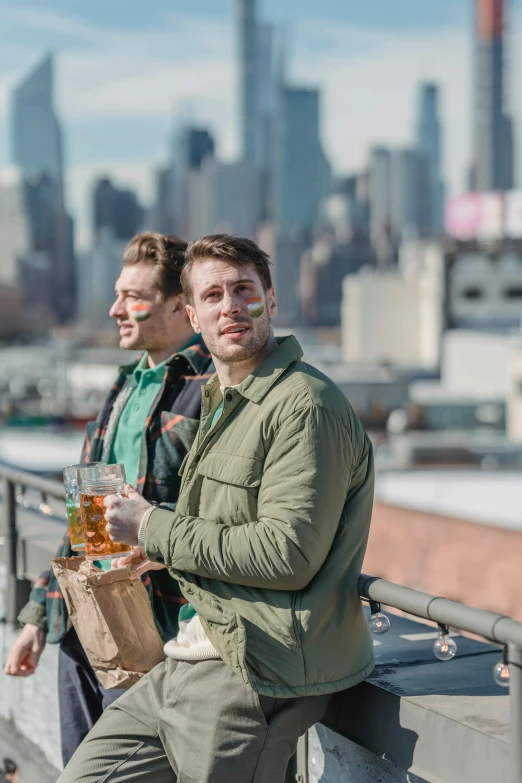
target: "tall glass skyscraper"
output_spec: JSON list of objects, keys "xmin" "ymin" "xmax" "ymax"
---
[
  {"xmin": 12, "ymin": 55, "xmax": 63, "ymax": 190},
  {"xmin": 238, "ymin": 0, "xmax": 259, "ymax": 169},
  {"xmin": 473, "ymin": 0, "xmax": 514, "ymax": 191},
  {"xmin": 274, "ymin": 86, "xmax": 326, "ymax": 234},
  {"xmin": 11, "ymin": 54, "xmax": 75, "ymax": 324},
  {"xmin": 416, "ymin": 83, "xmax": 445, "ymax": 232}
]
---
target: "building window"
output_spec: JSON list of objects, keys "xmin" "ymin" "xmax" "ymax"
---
[
  {"xmin": 503, "ymin": 288, "xmax": 522, "ymax": 299},
  {"xmin": 461, "ymin": 287, "xmax": 483, "ymax": 300}
]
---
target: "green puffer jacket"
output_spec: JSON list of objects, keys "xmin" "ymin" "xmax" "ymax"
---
[{"xmin": 145, "ymin": 335, "xmax": 375, "ymax": 698}]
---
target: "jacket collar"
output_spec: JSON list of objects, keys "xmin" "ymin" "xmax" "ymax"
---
[
  {"xmin": 118, "ymin": 336, "xmax": 211, "ymax": 378},
  {"xmin": 205, "ymin": 335, "xmax": 303, "ymax": 405}
]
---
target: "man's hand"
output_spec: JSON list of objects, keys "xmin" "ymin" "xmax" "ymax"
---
[
  {"xmin": 4, "ymin": 623, "xmax": 46, "ymax": 677},
  {"xmin": 104, "ymin": 485, "xmax": 152, "ymax": 546},
  {"xmin": 111, "ymin": 546, "xmax": 167, "ymax": 580}
]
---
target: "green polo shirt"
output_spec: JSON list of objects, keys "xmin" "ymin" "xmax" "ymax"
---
[
  {"xmin": 108, "ymin": 336, "xmax": 202, "ymax": 487},
  {"xmin": 108, "ymin": 353, "xmax": 167, "ymax": 487}
]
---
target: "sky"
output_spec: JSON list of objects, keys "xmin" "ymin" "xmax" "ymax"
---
[{"xmin": 1, "ymin": 0, "xmax": 521, "ymax": 247}]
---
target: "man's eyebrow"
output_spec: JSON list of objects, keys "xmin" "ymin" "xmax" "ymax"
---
[{"xmin": 200, "ymin": 277, "xmax": 256, "ymax": 296}]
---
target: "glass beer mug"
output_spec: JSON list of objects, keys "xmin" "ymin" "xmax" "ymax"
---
[
  {"xmin": 63, "ymin": 463, "xmax": 105, "ymax": 551},
  {"xmin": 77, "ymin": 464, "xmax": 133, "ymax": 560}
]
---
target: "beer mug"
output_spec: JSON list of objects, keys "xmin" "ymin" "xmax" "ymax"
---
[
  {"xmin": 63, "ymin": 463, "xmax": 105, "ymax": 551},
  {"xmin": 77, "ymin": 464, "xmax": 133, "ymax": 561}
]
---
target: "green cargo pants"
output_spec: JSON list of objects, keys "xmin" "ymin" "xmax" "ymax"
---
[{"xmin": 57, "ymin": 657, "xmax": 330, "ymax": 783}]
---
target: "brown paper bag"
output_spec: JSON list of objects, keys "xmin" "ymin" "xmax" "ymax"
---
[{"xmin": 52, "ymin": 556, "xmax": 165, "ymax": 689}]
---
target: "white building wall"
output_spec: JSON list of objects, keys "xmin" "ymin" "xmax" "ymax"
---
[
  {"xmin": 442, "ymin": 331, "xmax": 520, "ymax": 398},
  {"xmin": 507, "ymin": 352, "xmax": 522, "ymax": 442},
  {"xmin": 342, "ymin": 245, "xmax": 443, "ymax": 371},
  {"xmin": 342, "ymin": 270, "xmax": 421, "ymax": 366}
]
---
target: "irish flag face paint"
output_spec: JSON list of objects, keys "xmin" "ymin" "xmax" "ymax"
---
[
  {"xmin": 245, "ymin": 296, "xmax": 264, "ymax": 319},
  {"xmin": 129, "ymin": 302, "xmax": 152, "ymax": 322}
]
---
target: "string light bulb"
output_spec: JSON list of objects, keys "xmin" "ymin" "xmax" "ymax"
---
[
  {"xmin": 433, "ymin": 624, "xmax": 457, "ymax": 661},
  {"xmin": 493, "ymin": 648, "xmax": 510, "ymax": 688},
  {"xmin": 368, "ymin": 600, "xmax": 391, "ymax": 635}
]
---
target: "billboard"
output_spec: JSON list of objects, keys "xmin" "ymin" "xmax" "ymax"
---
[
  {"xmin": 445, "ymin": 194, "xmax": 481, "ymax": 240},
  {"xmin": 477, "ymin": 191, "xmax": 504, "ymax": 241},
  {"xmin": 505, "ymin": 191, "xmax": 522, "ymax": 238}
]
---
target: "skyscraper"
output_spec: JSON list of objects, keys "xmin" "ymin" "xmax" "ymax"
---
[
  {"xmin": 12, "ymin": 55, "xmax": 63, "ymax": 187},
  {"xmin": 416, "ymin": 83, "xmax": 445, "ymax": 232},
  {"xmin": 184, "ymin": 158, "xmax": 258, "ymax": 241},
  {"xmin": 93, "ymin": 178, "xmax": 144, "ymax": 241},
  {"xmin": 274, "ymin": 86, "xmax": 326, "ymax": 235},
  {"xmin": 473, "ymin": 0, "xmax": 514, "ymax": 191},
  {"xmin": 390, "ymin": 148, "xmax": 431, "ymax": 240},
  {"xmin": 173, "ymin": 126, "xmax": 215, "ymax": 173},
  {"xmin": 369, "ymin": 147, "xmax": 392, "ymax": 242},
  {"xmin": 11, "ymin": 54, "xmax": 75, "ymax": 323},
  {"xmin": 238, "ymin": 0, "xmax": 258, "ymax": 169},
  {"xmin": 149, "ymin": 165, "xmax": 176, "ymax": 236},
  {"xmin": 170, "ymin": 123, "xmax": 216, "ymax": 238}
]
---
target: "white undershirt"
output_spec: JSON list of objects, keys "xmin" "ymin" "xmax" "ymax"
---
[{"xmin": 164, "ymin": 385, "xmax": 238, "ymax": 663}]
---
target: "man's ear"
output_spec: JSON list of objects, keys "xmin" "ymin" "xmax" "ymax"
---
[
  {"xmin": 186, "ymin": 303, "xmax": 201, "ymax": 333},
  {"xmin": 267, "ymin": 287, "xmax": 277, "ymax": 318},
  {"xmin": 171, "ymin": 292, "xmax": 187, "ymax": 315}
]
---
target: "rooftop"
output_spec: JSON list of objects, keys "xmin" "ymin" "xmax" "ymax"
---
[{"xmin": 376, "ymin": 468, "xmax": 522, "ymax": 531}]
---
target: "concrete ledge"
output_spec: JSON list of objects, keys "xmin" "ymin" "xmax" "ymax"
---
[
  {"xmin": 321, "ymin": 614, "xmax": 510, "ymax": 783},
  {"xmin": 0, "ymin": 623, "xmax": 61, "ymax": 780}
]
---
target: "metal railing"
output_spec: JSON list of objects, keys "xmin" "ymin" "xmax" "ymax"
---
[
  {"xmin": 1, "ymin": 464, "xmax": 65, "ymax": 624},
  {"xmin": 358, "ymin": 572, "xmax": 522, "ymax": 783},
  {"xmin": 2, "ymin": 463, "xmax": 522, "ymax": 781}
]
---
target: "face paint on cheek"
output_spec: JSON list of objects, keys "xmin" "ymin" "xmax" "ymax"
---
[
  {"xmin": 129, "ymin": 303, "xmax": 152, "ymax": 323},
  {"xmin": 245, "ymin": 296, "xmax": 264, "ymax": 319}
]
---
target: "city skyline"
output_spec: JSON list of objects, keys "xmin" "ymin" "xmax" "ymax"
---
[{"xmin": 1, "ymin": 0, "xmax": 522, "ymax": 246}]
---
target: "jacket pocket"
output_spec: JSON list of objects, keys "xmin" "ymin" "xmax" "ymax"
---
[
  {"xmin": 196, "ymin": 452, "xmax": 263, "ymax": 526},
  {"xmin": 197, "ymin": 451, "xmax": 262, "ymax": 488}
]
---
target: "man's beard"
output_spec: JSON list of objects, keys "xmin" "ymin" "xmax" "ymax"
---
[{"xmin": 206, "ymin": 313, "xmax": 272, "ymax": 365}]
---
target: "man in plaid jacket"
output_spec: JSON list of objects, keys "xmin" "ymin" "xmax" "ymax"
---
[{"xmin": 4, "ymin": 232, "xmax": 213, "ymax": 765}]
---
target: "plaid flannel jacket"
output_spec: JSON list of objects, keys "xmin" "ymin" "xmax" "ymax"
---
[{"xmin": 17, "ymin": 337, "xmax": 214, "ymax": 644}]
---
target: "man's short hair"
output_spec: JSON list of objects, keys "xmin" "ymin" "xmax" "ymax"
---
[
  {"xmin": 181, "ymin": 234, "xmax": 273, "ymax": 302},
  {"xmin": 123, "ymin": 232, "xmax": 188, "ymax": 299}
]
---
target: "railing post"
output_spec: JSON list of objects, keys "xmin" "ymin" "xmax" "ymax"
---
[
  {"xmin": 3, "ymin": 477, "xmax": 19, "ymax": 624},
  {"xmin": 295, "ymin": 732, "xmax": 309, "ymax": 783},
  {"xmin": 509, "ymin": 643, "xmax": 522, "ymax": 783}
]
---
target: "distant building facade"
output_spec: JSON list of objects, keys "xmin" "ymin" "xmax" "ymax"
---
[
  {"xmin": 416, "ymin": 83, "xmax": 445, "ymax": 232},
  {"xmin": 390, "ymin": 148, "xmax": 431, "ymax": 241},
  {"xmin": 184, "ymin": 158, "xmax": 258, "ymax": 240},
  {"xmin": 93, "ymin": 178, "xmax": 144, "ymax": 241},
  {"xmin": 11, "ymin": 54, "xmax": 76, "ymax": 324},
  {"xmin": 274, "ymin": 86, "xmax": 328, "ymax": 236},
  {"xmin": 473, "ymin": 0, "xmax": 514, "ymax": 190}
]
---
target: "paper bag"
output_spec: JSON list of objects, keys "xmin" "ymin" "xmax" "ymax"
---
[{"xmin": 52, "ymin": 556, "xmax": 165, "ymax": 689}]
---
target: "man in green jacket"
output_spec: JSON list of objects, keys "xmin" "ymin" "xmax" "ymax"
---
[{"xmin": 59, "ymin": 234, "xmax": 375, "ymax": 783}]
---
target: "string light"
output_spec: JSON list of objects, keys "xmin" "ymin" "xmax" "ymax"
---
[
  {"xmin": 493, "ymin": 647, "xmax": 510, "ymax": 688},
  {"xmin": 433, "ymin": 624, "xmax": 457, "ymax": 661},
  {"xmin": 368, "ymin": 600, "xmax": 391, "ymax": 635}
]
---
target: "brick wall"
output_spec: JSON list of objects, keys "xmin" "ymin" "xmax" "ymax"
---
[{"xmin": 363, "ymin": 502, "xmax": 522, "ymax": 621}]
